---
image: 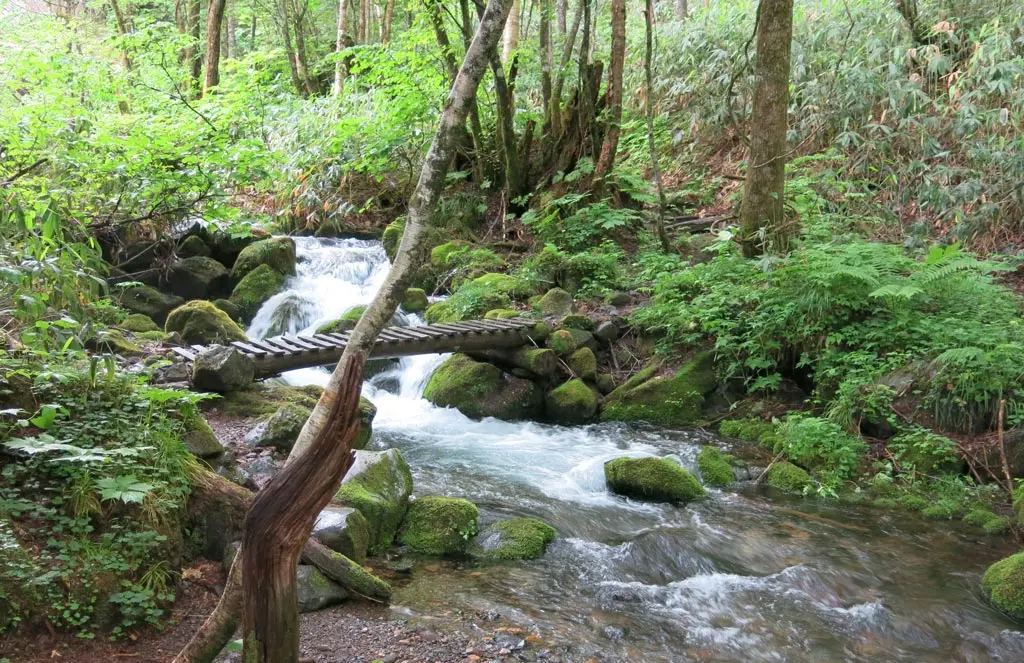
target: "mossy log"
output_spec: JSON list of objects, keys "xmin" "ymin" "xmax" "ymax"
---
[{"xmin": 300, "ymin": 539, "xmax": 391, "ymax": 601}]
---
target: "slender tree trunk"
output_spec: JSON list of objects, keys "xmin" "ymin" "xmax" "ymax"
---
[
  {"xmin": 549, "ymin": 0, "xmax": 582, "ymax": 137},
  {"xmin": 332, "ymin": 0, "xmax": 350, "ymax": 96},
  {"xmin": 739, "ymin": 0, "xmax": 794, "ymax": 256},
  {"xmin": 556, "ymin": 0, "xmax": 567, "ymax": 34},
  {"xmin": 278, "ymin": 0, "xmax": 305, "ymax": 95},
  {"xmin": 381, "ymin": 0, "xmax": 395, "ymax": 42},
  {"xmin": 594, "ymin": 0, "xmax": 625, "ymax": 182},
  {"xmin": 358, "ymin": 0, "xmax": 368, "ymax": 43},
  {"xmin": 579, "ymin": 0, "xmax": 599, "ymax": 159},
  {"xmin": 227, "ymin": 0, "xmax": 238, "ymax": 58},
  {"xmin": 187, "ymin": 0, "xmax": 202, "ymax": 92},
  {"xmin": 203, "ymin": 0, "xmax": 228, "ymax": 96},
  {"xmin": 108, "ymin": 0, "xmax": 133, "ymax": 70},
  {"xmin": 240, "ymin": 6, "xmax": 516, "ymax": 659},
  {"xmin": 250, "ymin": 13, "xmax": 256, "ymax": 46},
  {"xmin": 540, "ymin": 0, "xmax": 554, "ymax": 129},
  {"xmin": 675, "ymin": 0, "xmax": 687, "ymax": 20},
  {"xmin": 644, "ymin": 0, "xmax": 670, "ymax": 251},
  {"xmin": 291, "ymin": 3, "xmax": 318, "ymax": 96},
  {"xmin": 502, "ymin": 0, "xmax": 520, "ymax": 63}
]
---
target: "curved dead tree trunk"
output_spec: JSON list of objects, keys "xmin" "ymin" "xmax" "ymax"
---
[
  {"xmin": 174, "ymin": 2, "xmax": 515, "ymax": 662},
  {"xmin": 739, "ymin": 0, "xmax": 794, "ymax": 257},
  {"xmin": 202, "ymin": 0, "xmax": 228, "ymax": 96}
]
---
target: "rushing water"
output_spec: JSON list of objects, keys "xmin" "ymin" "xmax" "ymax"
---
[{"xmin": 250, "ymin": 237, "xmax": 1024, "ymax": 662}]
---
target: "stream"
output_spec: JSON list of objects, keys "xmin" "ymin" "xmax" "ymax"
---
[{"xmin": 248, "ymin": 236, "xmax": 1024, "ymax": 662}]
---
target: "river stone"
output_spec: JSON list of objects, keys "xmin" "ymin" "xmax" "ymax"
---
[
  {"xmin": 296, "ymin": 565, "xmax": 348, "ymax": 613},
  {"xmin": 168, "ymin": 256, "xmax": 230, "ymax": 300},
  {"xmin": 178, "ymin": 234, "xmax": 211, "ymax": 258},
  {"xmin": 117, "ymin": 285, "xmax": 183, "ymax": 326},
  {"xmin": 600, "ymin": 352, "xmax": 717, "ymax": 426},
  {"xmin": 191, "ymin": 346, "xmax": 255, "ymax": 392},
  {"xmin": 559, "ymin": 314, "xmax": 594, "ymax": 331},
  {"xmin": 604, "ymin": 456, "xmax": 705, "ymax": 504},
  {"xmin": 423, "ymin": 354, "xmax": 543, "ymax": 421},
  {"xmin": 547, "ymin": 329, "xmax": 578, "ymax": 356},
  {"xmin": 238, "ymin": 454, "xmax": 281, "ymax": 491},
  {"xmin": 245, "ymin": 402, "xmax": 311, "ymax": 451},
  {"xmin": 334, "ymin": 449, "xmax": 414, "ymax": 554},
  {"xmin": 595, "ymin": 373, "xmax": 617, "ymax": 395},
  {"xmin": 229, "ymin": 263, "xmax": 287, "ymax": 321},
  {"xmin": 476, "ymin": 517, "xmax": 556, "ymax": 560},
  {"xmin": 569, "ymin": 328, "xmax": 599, "ymax": 352},
  {"xmin": 545, "ymin": 379, "xmax": 599, "ymax": 425},
  {"xmin": 538, "ymin": 287, "xmax": 573, "ymax": 316},
  {"xmin": 398, "ymin": 496, "xmax": 479, "ymax": 556},
  {"xmin": 355, "ymin": 396, "xmax": 376, "ymax": 449},
  {"xmin": 184, "ymin": 414, "xmax": 225, "ymax": 458},
  {"xmin": 982, "ymin": 551, "xmax": 1024, "ymax": 620},
  {"xmin": 594, "ymin": 320, "xmax": 620, "ymax": 343},
  {"xmin": 313, "ymin": 506, "xmax": 371, "ymax": 563},
  {"xmin": 166, "ymin": 300, "xmax": 248, "ymax": 345},
  {"xmin": 232, "ymin": 236, "xmax": 297, "ymax": 281},
  {"xmin": 766, "ymin": 462, "xmax": 812, "ymax": 493},
  {"xmin": 402, "ymin": 288, "xmax": 429, "ymax": 313},
  {"xmin": 120, "ymin": 313, "xmax": 160, "ymax": 333},
  {"xmin": 567, "ymin": 347, "xmax": 598, "ymax": 382}
]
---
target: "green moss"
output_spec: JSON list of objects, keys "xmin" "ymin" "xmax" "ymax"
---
[
  {"xmin": 548, "ymin": 329, "xmax": 578, "ymax": 356},
  {"xmin": 898, "ymin": 492, "xmax": 929, "ymax": 510},
  {"xmin": 399, "ymin": 496, "xmax": 479, "ymax": 555},
  {"xmin": 165, "ymin": 300, "xmax": 248, "ymax": 345},
  {"xmin": 121, "ymin": 313, "xmax": 159, "ymax": 333},
  {"xmin": 545, "ymin": 379, "xmax": 598, "ymax": 424},
  {"xmin": 922, "ymin": 503, "xmax": 960, "ymax": 520},
  {"xmin": 527, "ymin": 321, "xmax": 553, "ymax": 344},
  {"xmin": 116, "ymin": 284, "xmax": 183, "ymax": 325},
  {"xmin": 963, "ymin": 508, "xmax": 1010, "ymax": 534},
  {"xmin": 231, "ymin": 237, "xmax": 296, "ymax": 281},
  {"xmin": 179, "ymin": 234, "xmax": 211, "ymax": 258},
  {"xmin": 316, "ymin": 317, "xmax": 356, "ymax": 334},
  {"xmin": 719, "ymin": 418, "xmax": 778, "ymax": 445},
  {"xmin": 537, "ymin": 288, "xmax": 573, "ymax": 316},
  {"xmin": 483, "ymin": 518, "xmax": 556, "ymax": 560},
  {"xmin": 212, "ymin": 298, "xmax": 242, "ymax": 322},
  {"xmin": 135, "ymin": 330, "xmax": 167, "ymax": 342},
  {"xmin": 249, "ymin": 402, "xmax": 311, "ymax": 451},
  {"xmin": 216, "ymin": 382, "xmax": 323, "ymax": 417},
  {"xmin": 229, "ymin": 264, "xmax": 287, "ymax": 321},
  {"xmin": 335, "ymin": 449, "xmax": 414, "ymax": 554},
  {"xmin": 873, "ymin": 497, "xmax": 899, "ymax": 509},
  {"xmin": 559, "ymin": 314, "xmax": 594, "ymax": 331},
  {"xmin": 982, "ymin": 551, "xmax": 1024, "ymax": 620},
  {"xmin": 183, "ymin": 414, "xmax": 224, "ymax": 458},
  {"xmin": 766, "ymin": 462, "xmax": 812, "ymax": 493},
  {"xmin": 88, "ymin": 329, "xmax": 143, "ymax": 355},
  {"xmin": 424, "ymin": 299, "xmax": 460, "ymax": 323},
  {"xmin": 429, "ymin": 239, "xmax": 469, "ymax": 267},
  {"xmin": 566, "ymin": 347, "xmax": 597, "ymax": 381},
  {"xmin": 323, "ymin": 549, "xmax": 392, "ymax": 598},
  {"xmin": 383, "ymin": 218, "xmax": 407, "ymax": 261},
  {"xmin": 605, "ymin": 456, "xmax": 705, "ymax": 504},
  {"xmin": 423, "ymin": 354, "xmax": 543, "ymax": 420},
  {"xmin": 697, "ymin": 446, "xmax": 734, "ymax": 487},
  {"xmin": 472, "ymin": 273, "xmax": 533, "ymax": 300},
  {"xmin": 484, "ymin": 308, "xmax": 524, "ymax": 319},
  {"xmin": 402, "ymin": 288, "xmax": 429, "ymax": 313},
  {"xmin": 600, "ymin": 352, "xmax": 717, "ymax": 426}
]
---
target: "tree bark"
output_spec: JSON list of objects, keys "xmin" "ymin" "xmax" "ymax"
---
[
  {"xmin": 739, "ymin": 0, "xmax": 794, "ymax": 257},
  {"xmin": 358, "ymin": 0, "xmax": 368, "ymax": 43},
  {"xmin": 202, "ymin": 0, "xmax": 228, "ymax": 96},
  {"xmin": 278, "ymin": 0, "xmax": 306, "ymax": 96},
  {"xmin": 540, "ymin": 0, "xmax": 554, "ymax": 129},
  {"xmin": 594, "ymin": 0, "xmax": 625, "ymax": 182},
  {"xmin": 108, "ymin": 0, "xmax": 133, "ymax": 71},
  {"xmin": 502, "ymin": 0, "xmax": 520, "ymax": 63},
  {"xmin": 643, "ymin": 0, "xmax": 670, "ymax": 251},
  {"xmin": 332, "ymin": 0, "xmax": 350, "ymax": 96},
  {"xmin": 381, "ymin": 0, "xmax": 395, "ymax": 42},
  {"xmin": 556, "ymin": 0, "xmax": 567, "ymax": 34},
  {"xmin": 237, "ymin": 3, "xmax": 516, "ymax": 661},
  {"xmin": 675, "ymin": 0, "xmax": 687, "ymax": 20},
  {"xmin": 226, "ymin": 0, "xmax": 238, "ymax": 58},
  {"xmin": 290, "ymin": 1, "xmax": 318, "ymax": 96},
  {"xmin": 187, "ymin": 0, "xmax": 202, "ymax": 93},
  {"xmin": 548, "ymin": 0, "xmax": 582, "ymax": 137}
]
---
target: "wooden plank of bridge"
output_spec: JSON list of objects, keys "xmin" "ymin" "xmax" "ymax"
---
[
  {"xmin": 231, "ymin": 341, "xmax": 269, "ymax": 356},
  {"xmin": 302, "ymin": 335, "xmax": 337, "ymax": 350},
  {"xmin": 311, "ymin": 334, "xmax": 344, "ymax": 347},
  {"xmin": 285, "ymin": 335, "xmax": 322, "ymax": 352},
  {"xmin": 385, "ymin": 327, "xmax": 425, "ymax": 341}
]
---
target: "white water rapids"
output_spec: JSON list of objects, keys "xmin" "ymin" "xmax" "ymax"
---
[{"xmin": 245, "ymin": 236, "xmax": 1024, "ymax": 663}]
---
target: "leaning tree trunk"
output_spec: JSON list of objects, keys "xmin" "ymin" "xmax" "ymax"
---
[
  {"xmin": 202, "ymin": 0, "xmax": 228, "ymax": 96},
  {"xmin": 502, "ymin": 0, "xmax": 520, "ymax": 63},
  {"xmin": 332, "ymin": 0, "xmax": 350, "ymax": 96},
  {"xmin": 738, "ymin": 0, "xmax": 794, "ymax": 257},
  {"xmin": 236, "ymin": 2, "xmax": 518, "ymax": 661},
  {"xmin": 593, "ymin": 0, "xmax": 626, "ymax": 183}
]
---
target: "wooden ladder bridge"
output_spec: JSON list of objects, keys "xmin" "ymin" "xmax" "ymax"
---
[{"xmin": 170, "ymin": 317, "xmax": 538, "ymax": 378}]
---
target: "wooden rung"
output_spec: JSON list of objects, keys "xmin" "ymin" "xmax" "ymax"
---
[
  {"xmin": 384, "ymin": 327, "xmax": 422, "ymax": 341},
  {"xmin": 286, "ymin": 335, "xmax": 322, "ymax": 352},
  {"xmin": 231, "ymin": 341, "xmax": 269, "ymax": 356},
  {"xmin": 310, "ymin": 334, "xmax": 343, "ymax": 348},
  {"xmin": 376, "ymin": 329, "xmax": 405, "ymax": 342},
  {"xmin": 171, "ymin": 347, "xmax": 197, "ymax": 360},
  {"xmin": 265, "ymin": 337, "xmax": 303, "ymax": 353},
  {"xmin": 248, "ymin": 339, "xmax": 286, "ymax": 355},
  {"xmin": 326, "ymin": 333, "xmax": 351, "ymax": 344}
]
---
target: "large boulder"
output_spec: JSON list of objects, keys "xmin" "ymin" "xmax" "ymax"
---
[
  {"xmin": 982, "ymin": 551, "xmax": 1024, "ymax": 620},
  {"xmin": 600, "ymin": 353, "xmax": 718, "ymax": 426},
  {"xmin": 184, "ymin": 414, "xmax": 225, "ymax": 458},
  {"xmin": 423, "ymin": 354, "xmax": 543, "ymax": 421},
  {"xmin": 296, "ymin": 565, "xmax": 348, "ymax": 613},
  {"xmin": 178, "ymin": 234, "xmax": 211, "ymax": 258},
  {"xmin": 229, "ymin": 263, "xmax": 287, "ymax": 321},
  {"xmin": 402, "ymin": 288, "xmax": 429, "ymax": 313},
  {"xmin": 399, "ymin": 496, "xmax": 479, "ymax": 556},
  {"xmin": 547, "ymin": 329, "xmax": 578, "ymax": 356},
  {"xmin": 566, "ymin": 347, "xmax": 597, "ymax": 381},
  {"xmin": 545, "ymin": 379, "xmax": 599, "ymax": 425},
  {"xmin": 191, "ymin": 346, "xmax": 255, "ymax": 392},
  {"xmin": 313, "ymin": 506, "xmax": 371, "ymax": 564},
  {"xmin": 382, "ymin": 218, "xmax": 405, "ymax": 261},
  {"xmin": 604, "ymin": 456, "xmax": 705, "ymax": 504},
  {"xmin": 334, "ymin": 449, "xmax": 414, "ymax": 554},
  {"xmin": 766, "ymin": 462, "xmax": 812, "ymax": 493},
  {"xmin": 538, "ymin": 288, "xmax": 573, "ymax": 316},
  {"xmin": 117, "ymin": 285, "xmax": 183, "ymax": 326},
  {"xmin": 168, "ymin": 256, "xmax": 230, "ymax": 300},
  {"xmin": 165, "ymin": 300, "xmax": 248, "ymax": 345},
  {"xmin": 232, "ymin": 236, "xmax": 297, "ymax": 281},
  {"xmin": 355, "ymin": 397, "xmax": 376, "ymax": 449},
  {"xmin": 245, "ymin": 402, "xmax": 311, "ymax": 451},
  {"xmin": 476, "ymin": 517, "xmax": 556, "ymax": 560},
  {"xmin": 696, "ymin": 446, "xmax": 734, "ymax": 487}
]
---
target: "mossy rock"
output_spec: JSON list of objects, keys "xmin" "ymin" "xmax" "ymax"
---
[
  {"xmin": 354, "ymin": 396, "xmax": 377, "ymax": 449},
  {"xmin": 766, "ymin": 462, "xmax": 812, "ymax": 493},
  {"xmin": 215, "ymin": 382, "xmax": 323, "ymax": 416},
  {"xmin": 538, "ymin": 287, "xmax": 573, "ymax": 316},
  {"xmin": 402, "ymin": 288, "xmax": 429, "ymax": 313},
  {"xmin": 545, "ymin": 379, "xmax": 598, "ymax": 425},
  {"xmin": 212, "ymin": 298, "xmax": 242, "ymax": 322},
  {"xmin": 600, "ymin": 353, "xmax": 718, "ymax": 426},
  {"xmin": 232, "ymin": 236, "xmax": 297, "ymax": 281},
  {"xmin": 117, "ymin": 285, "xmax": 183, "ymax": 326},
  {"xmin": 982, "ymin": 551, "xmax": 1024, "ymax": 620},
  {"xmin": 316, "ymin": 317, "xmax": 356, "ymax": 334},
  {"xmin": 168, "ymin": 256, "xmax": 230, "ymax": 300},
  {"xmin": 192, "ymin": 346, "xmax": 255, "ymax": 392},
  {"xmin": 165, "ymin": 300, "xmax": 248, "ymax": 345},
  {"xmin": 567, "ymin": 347, "xmax": 597, "ymax": 381},
  {"xmin": 87, "ymin": 329, "xmax": 143, "ymax": 355},
  {"xmin": 604, "ymin": 456, "xmax": 705, "ymax": 504},
  {"xmin": 485, "ymin": 308, "xmax": 524, "ymax": 319},
  {"xmin": 382, "ymin": 218, "xmax": 407, "ymax": 261},
  {"xmin": 527, "ymin": 321, "xmax": 553, "ymax": 345},
  {"xmin": 595, "ymin": 373, "xmax": 617, "ymax": 395},
  {"xmin": 120, "ymin": 313, "xmax": 159, "ymax": 333},
  {"xmin": 477, "ymin": 518, "xmax": 556, "ymax": 560},
  {"xmin": 135, "ymin": 330, "xmax": 167, "ymax": 342},
  {"xmin": 697, "ymin": 446, "xmax": 734, "ymax": 487},
  {"xmin": 296, "ymin": 565, "xmax": 348, "ymax": 613},
  {"xmin": 429, "ymin": 240, "xmax": 470, "ymax": 267},
  {"xmin": 184, "ymin": 414, "xmax": 225, "ymax": 458},
  {"xmin": 423, "ymin": 354, "xmax": 543, "ymax": 421},
  {"xmin": 245, "ymin": 402, "xmax": 311, "ymax": 451},
  {"xmin": 229, "ymin": 263, "xmax": 287, "ymax": 321},
  {"xmin": 719, "ymin": 418, "xmax": 779, "ymax": 445},
  {"xmin": 548, "ymin": 329, "xmax": 578, "ymax": 356},
  {"xmin": 178, "ymin": 234, "xmax": 211, "ymax": 258},
  {"xmin": 341, "ymin": 305, "xmax": 366, "ymax": 322},
  {"xmin": 335, "ymin": 449, "xmax": 414, "ymax": 554},
  {"xmin": 313, "ymin": 506, "xmax": 371, "ymax": 564},
  {"xmin": 963, "ymin": 508, "xmax": 1010, "ymax": 535},
  {"xmin": 424, "ymin": 299, "xmax": 461, "ymax": 324},
  {"xmin": 472, "ymin": 273, "xmax": 533, "ymax": 300},
  {"xmin": 399, "ymin": 496, "xmax": 479, "ymax": 556},
  {"xmin": 559, "ymin": 314, "xmax": 594, "ymax": 331}
]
